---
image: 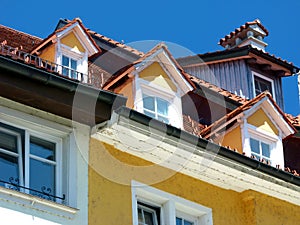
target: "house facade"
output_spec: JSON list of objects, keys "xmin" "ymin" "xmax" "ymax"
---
[{"xmin": 0, "ymin": 18, "xmax": 300, "ymax": 225}]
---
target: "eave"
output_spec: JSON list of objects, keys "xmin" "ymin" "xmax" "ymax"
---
[
  {"xmin": 177, "ymin": 46, "xmax": 299, "ymax": 76},
  {"xmin": 93, "ymin": 106, "xmax": 300, "ymax": 206},
  {"xmin": 0, "ymin": 55, "xmax": 126, "ymax": 126}
]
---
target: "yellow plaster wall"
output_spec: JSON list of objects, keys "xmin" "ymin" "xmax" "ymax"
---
[
  {"xmin": 61, "ymin": 31, "xmax": 85, "ymax": 53},
  {"xmin": 247, "ymin": 108, "xmax": 279, "ymax": 135},
  {"xmin": 89, "ymin": 138, "xmax": 300, "ymax": 225},
  {"xmin": 221, "ymin": 126, "xmax": 243, "ymax": 153},
  {"xmin": 139, "ymin": 62, "xmax": 177, "ymax": 92},
  {"xmin": 114, "ymin": 78, "xmax": 134, "ymax": 108},
  {"xmin": 39, "ymin": 44, "xmax": 55, "ymax": 63}
]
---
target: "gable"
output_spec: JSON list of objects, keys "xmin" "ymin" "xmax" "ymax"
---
[
  {"xmin": 39, "ymin": 44, "xmax": 55, "ymax": 63},
  {"xmin": 247, "ymin": 108, "xmax": 279, "ymax": 135},
  {"xmin": 139, "ymin": 62, "xmax": 177, "ymax": 92},
  {"xmin": 61, "ymin": 31, "xmax": 85, "ymax": 53}
]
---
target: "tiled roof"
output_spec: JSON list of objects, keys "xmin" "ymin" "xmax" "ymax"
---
[
  {"xmin": 182, "ymin": 114, "xmax": 206, "ymax": 136},
  {"xmin": 188, "ymin": 74, "xmax": 249, "ymax": 105},
  {"xmin": 178, "ymin": 45, "xmax": 298, "ymax": 75},
  {"xmin": 219, "ymin": 19, "xmax": 269, "ymax": 46},
  {"xmin": 60, "ymin": 18, "xmax": 144, "ymax": 57},
  {"xmin": 87, "ymin": 29, "xmax": 144, "ymax": 57},
  {"xmin": 199, "ymin": 92, "xmax": 296, "ymax": 139},
  {"xmin": 103, "ymin": 43, "xmax": 196, "ymax": 90},
  {"xmin": 285, "ymin": 114, "xmax": 300, "ymax": 128},
  {"xmin": 0, "ymin": 24, "xmax": 42, "ymax": 53},
  {"xmin": 88, "ymin": 62, "xmax": 112, "ymax": 89},
  {"xmin": 31, "ymin": 18, "xmax": 101, "ymax": 56}
]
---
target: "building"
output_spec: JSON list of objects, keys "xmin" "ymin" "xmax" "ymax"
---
[{"xmin": 0, "ymin": 18, "xmax": 300, "ymax": 225}]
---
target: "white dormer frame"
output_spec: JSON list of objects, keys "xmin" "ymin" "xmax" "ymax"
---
[
  {"xmin": 54, "ymin": 22, "xmax": 99, "ymax": 82},
  {"xmin": 240, "ymin": 97, "xmax": 294, "ymax": 168},
  {"xmin": 133, "ymin": 47, "xmax": 193, "ymax": 129},
  {"xmin": 251, "ymin": 71, "xmax": 276, "ymax": 101}
]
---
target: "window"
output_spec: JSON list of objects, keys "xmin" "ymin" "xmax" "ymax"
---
[
  {"xmin": 138, "ymin": 202, "xmax": 160, "ymax": 225},
  {"xmin": 254, "ymin": 75, "xmax": 273, "ymax": 96},
  {"xmin": 0, "ymin": 123, "xmax": 62, "ymax": 202},
  {"xmin": 143, "ymin": 94, "xmax": 170, "ymax": 123},
  {"xmin": 250, "ymin": 137, "xmax": 271, "ymax": 164},
  {"xmin": 132, "ymin": 181, "xmax": 213, "ymax": 225},
  {"xmin": 176, "ymin": 217, "xmax": 194, "ymax": 225},
  {"xmin": 62, "ymin": 55, "xmax": 77, "ymax": 79}
]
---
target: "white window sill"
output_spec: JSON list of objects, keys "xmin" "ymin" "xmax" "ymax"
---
[{"xmin": 0, "ymin": 186, "xmax": 78, "ymax": 220}]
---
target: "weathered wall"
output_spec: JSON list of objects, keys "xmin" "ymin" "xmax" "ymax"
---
[{"xmin": 89, "ymin": 138, "xmax": 300, "ymax": 225}]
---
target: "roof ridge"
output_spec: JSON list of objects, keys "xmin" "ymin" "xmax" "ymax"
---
[
  {"xmin": 62, "ymin": 18, "xmax": 144, "ymax": 57},
  {"xmin": 219, "ymin": 19, "xmax": 269, "ymax": 46}
]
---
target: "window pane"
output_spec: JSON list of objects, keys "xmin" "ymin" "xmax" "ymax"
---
[
  {"xmin": 184, "ymin": 220, "xmax": 194, "ymax": 225},
  {"xmin": 0, "ymin": 131, "xmax": 18, "ymax": 153},
  {"xmin": 0, "ymin": 152, "xmax": 19, "ymax": 185},
  {"xmin": 29, "ymin": 158, "xmax": 55, "ymax": 199},
  {"xmin": 176, "ymin": 217, "xmax": 183, "ymax": 225},
  {"xmin": 250, "ymin": 138, "xmax": 260, "ymax": 154},
  {"xmin": 62, "ymin": 55, "xmax": 69, "ymax": 67},
  {"xmin": 157, "ymin": 98, "xmax": 168, "ymax": 116},
  {"xmin": 254, "ymin": 76, "xmax": 272, "ymax": 96},
  {"xmin": 144, "ymin": 111, "xmax": 156, "ymax": 119},
  {"xmin": 143, "ymin": 95, "xmax": 155, "ymax": 111},
  {"xmin": 261, "ymin": 142, "xmax": 270, "ymax": 158},
  {"xmin": 30, "ymin": 137, "xmax": 55, "ymax": 161},
  {"xmin": 71, "ymin": 59, "xmax": 77, "ymax": 70},
  {"xmin": 143, "ymin": 210, "xmax": 155, "ymax": 225}
]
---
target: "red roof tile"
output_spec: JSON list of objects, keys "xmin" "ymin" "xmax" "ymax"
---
[
  {"xmin": 188, "ymin": 75, "xmax": 249, "ymax": 105},
  {"xmin": 285, "ymin": 113, "xmax": 300, "ymax": 128},
  {"xmin": 219, "ymin": 19, "xmax": 269, "ymax": 46},
  {"xmin": 103, "ymin": 43, "xmax": 196, "ymax": 90},
  {"xmin": 31, "ymin": 18, "xmax": 101, "ymax": 56},
  {"xmin": 199, "ymin": 92, "xmax": 296, "ymax": 139},
  {"xmin": 0, "ymin": 24, "xmax": 42, "ymax": 53}
]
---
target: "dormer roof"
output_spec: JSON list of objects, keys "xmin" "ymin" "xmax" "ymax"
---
[
  {"xmin": 31, "ymin": 18, "xmax": 101, "ymax": 57},
  {"xmin": 103, "ymin": 43, "xmax": 195, "ymax": 94},
  {"xmin": 200, "ymin": 92, "xmax": 296, "ymax": 139}
]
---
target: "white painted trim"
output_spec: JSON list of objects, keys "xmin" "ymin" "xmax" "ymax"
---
[
  {"xmin": 131, "ymin": 180, "xmax": 213, "ymax": 225},
  {"xmin": 251, "ymin": 71, "xmax": 276, "ymax": 101}
]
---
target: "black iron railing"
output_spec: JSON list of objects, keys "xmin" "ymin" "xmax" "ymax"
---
[{"xmin": 0, "ymin": 178, "xmax": 65, "ymax": 203}]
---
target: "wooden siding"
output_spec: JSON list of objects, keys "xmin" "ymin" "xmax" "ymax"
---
[{"xmin": 184, "ymin": 59, "xmax": 284, "ymax": 109}]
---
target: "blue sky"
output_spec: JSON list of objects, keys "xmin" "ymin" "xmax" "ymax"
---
[{"xmin": 1, "ymin": 0, "xmax": 300, "ymax": 115}]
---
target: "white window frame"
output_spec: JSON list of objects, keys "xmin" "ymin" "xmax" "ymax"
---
[
  {"xmin": 55, "ymin": 33, "xmax": 89, "ymax": 82},
  {"xmin": 131, "ymin": 180, "xmax": 213, "ymax": 225},
  {"xmin": 251, "ymin": 72, "xmax": 276, "ymax": 101},
  {"xmin": 134, "ymin": 77, "xmax": 183, "ymax": 129},
  {"xmin": 0, "ymin": 121, "xmax": 63, "ymax": 203},
  {"xmin": 241, "ymin": 117, "xmax": 284, "ymax": 168},
  {"xmin": 142, "ymin": 94, "xmax": 170, "ymax": 124}
]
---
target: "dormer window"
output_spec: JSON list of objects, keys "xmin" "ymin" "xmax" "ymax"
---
[
  {"xmin": 250, "ymin": 137, "xmax": 271, "ymax": 164},
  {"xmin": 62, "ymin": 55, "xmax": 77, "ymax": 79},
  {"xmin": 252, "ymin": 72, "xmax": 275, "ymax": 99},
  {"xmin": 143, "ymin": 94, "xmax": 170, "ymax": 124}
]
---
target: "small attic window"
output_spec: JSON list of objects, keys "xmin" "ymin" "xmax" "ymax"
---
[{"xmin": 252, "ymin": 72, "xmax": 275, "ymax": 100}]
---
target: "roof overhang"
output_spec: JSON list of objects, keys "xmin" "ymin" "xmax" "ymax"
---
[
  {"xmin": 92, "ymin": 107, "xmax": 300, "ymax": 206},
  {"xmin": 32, "ymin": 20, "xmax": 100, "ymax": 57},
  {"xmin": 0, "ymin": 55, "xmax": 126, "ymax": 126},
  {"xmin": 243, "ymin": 96, "xmax": 296, "ymax": 138},
  {"xmin": 177, "ymin": 46, "xmax": 299, "ymax": 76}
]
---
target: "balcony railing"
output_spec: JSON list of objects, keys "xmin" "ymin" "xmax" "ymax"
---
[
  {"xmin": 0, "ymin": 44, "xmax": 89, "ymax": 83},
  {"xmin": 0, "ymin": 178, "xmax": 65, "ymax": 203}
]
